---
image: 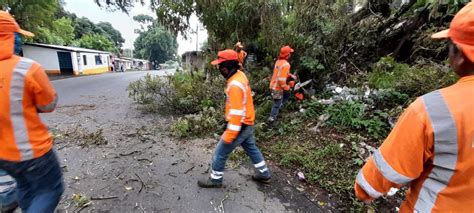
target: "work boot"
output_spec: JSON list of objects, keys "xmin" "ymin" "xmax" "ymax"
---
[
  {"xmin": 197, "ymin": 178, "xmax": 223, "ymax": 188},
  {"xmin": 252, "ymin": 174, "xmax": 271, "ymax": 184}
]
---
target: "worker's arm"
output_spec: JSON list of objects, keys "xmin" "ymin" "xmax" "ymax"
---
[
  {"xmin": 277, "ymin": 64, "xmax": 291, "ymax": 91},
  {"xmin": 242, "ymin": 51, "xmax": 248, "ymax": 65},
  {"xmin": 28, "ymin": 64, "xmax": 58, "ymax": 113},
  {"xmin": 222, "ymin": 84, "xmax": 245, "ymax": 144},
  {"xmin": 355, "ymin": 99, "xmax": 429, "ymax": 202}
]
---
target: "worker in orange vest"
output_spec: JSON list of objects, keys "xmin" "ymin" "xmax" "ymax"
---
[
  {"xmin": 354, "ymin": 3, "xmax": 474, "ymax": 212},
  {"xmin": 268, "ymin": 45, "xmax": 295, "ymax": 123},
  {"xmin": 0, "ymin": 11, "xmax": 63, "ymax": 212},
  {"xmin": 198, "ymin": 50, "xmax": 271, "ymax": 188},
  {"xmin": 235, "ymin": 42, "xmax": 247, "ymax": 70}
]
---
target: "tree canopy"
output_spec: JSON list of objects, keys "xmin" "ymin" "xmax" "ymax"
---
[
  {"xmin": 133, "ymin": 15, "xmax": 178, "ymax": 64},
  {"xmin": 36, "ymin": 17, "xmax": 75, "ymax": 46},
  {"xmin": 75, "ymin": 33, "xmax": 117, "ymax": 52}
]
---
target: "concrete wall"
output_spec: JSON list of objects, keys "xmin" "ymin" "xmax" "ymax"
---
[
  {"xmin": 23, "ymin": 46, "xmax": 61, "ymax": 74},
  {"xmin": 23, "ymin": 45, "xmax": 111, "ymax": 75},
  {"xmin": 78, "ymin": 52, "xmax": 110, "ymax": 75}
]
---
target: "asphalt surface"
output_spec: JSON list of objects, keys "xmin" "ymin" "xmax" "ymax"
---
[{"xmin": 40, "ymin": 70, "xmax": 323, "ymax": 213}]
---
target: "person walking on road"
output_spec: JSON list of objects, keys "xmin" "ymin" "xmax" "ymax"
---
[
  {"xmin": 198, "ymin": 50, "xmax": 271, "ymax": 188},
  {"xmin": 235, "ymin": 42, "xmax": 248, "ymax": 71},
  {"xmin": 268, "ymin": 45, "xmax": 294, "ymax": 123},
  {"xmin": 0, "ymin": 11, "xmax": 64, "ymax": 212},
  {"xmin": 354, "ymin": 3, "xmax": 474, "ymax": 212}
]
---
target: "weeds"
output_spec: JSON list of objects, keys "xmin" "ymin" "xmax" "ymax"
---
[
  {"xmin": 171, "ymin": 107, "xmax": 223, "ymax": 138},
  {"xmin": 127, "ymin": 71, "xmax": 225, "ymax": 114},
  {"xmin": 368, "ymin": 57, "xmax": 457, "ymax": 97}
]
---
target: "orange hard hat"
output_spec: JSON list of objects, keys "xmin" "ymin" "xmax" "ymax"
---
[
  {"xmin": 211, "ymin": 49, "xmax": 239, "ymax": 65},
  {"xmin": 0, "ymin": 11, "xmax": 34, "ymax": 37},
  {"xmin": 432, "ymin": 2, "xmax": 474, "ymax": 62},
  {"xmin": 279, "ymin": 45, "xmax": 294, "ymax": 58}
]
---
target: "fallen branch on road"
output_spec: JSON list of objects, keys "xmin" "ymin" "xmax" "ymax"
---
[
  {"xmin": 119, "ymin": 150, "xmax": 142, "ymax": 156},
  {"xmin": 184, "ymin": 165, "xmax": 195, "ymax": 174},
  {"xmin": 90, "ymin": 196, "xmax": 118, "ymax": 200}
]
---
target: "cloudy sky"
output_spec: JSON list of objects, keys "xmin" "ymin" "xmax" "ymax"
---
[{"xmin": 63, "ymin": 0, "xmax": 208, "ymax": 55}]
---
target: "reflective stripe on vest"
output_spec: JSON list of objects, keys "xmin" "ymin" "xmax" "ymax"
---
[
  {"xmin": 10, "ymin": 58, "xmax": 34, "ymax": 161},
  {"xmin": 37, "ymin": 94, "xmax": 58, "ymax": 112},
  {"xmin": 373, "ymin": 149, "xmax": 414, "ymax": 185},
  {"xmin": 356, "ymin": 169, "xmax": 383, "ymax": 199},
  {"xmin": 228, "ymin": 80, "xmax": 247, "ymax": 123},
  {"xmin": 414, "ymin": 90, "xmax": 459, "ymax": 212},
  {"xmin": 271, "ymin": 62, "xmax": 289, "ymax": 90}
]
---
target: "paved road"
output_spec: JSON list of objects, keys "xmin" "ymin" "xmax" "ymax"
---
[{"xmin": 41, "ymin": 70, "xmax": 322, "ymax": 212}]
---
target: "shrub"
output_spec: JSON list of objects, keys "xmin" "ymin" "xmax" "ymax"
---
[
  {"xmin": 324, "ymin": 101, "xmax": 390, "ymax": 139},
  {"xmin": 368, "ymin": 57, "xmax": 458, "ymax": 97},
  {"xmin": 127, "ymin": 71, "xmax": 225, "ymax": 114},
  {"xmin": 171, "ymin": 107, "xmax": 224, "ymax": 138}
]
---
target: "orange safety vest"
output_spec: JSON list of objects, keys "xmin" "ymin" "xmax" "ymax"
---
[
  {"xmin": 222, "ymin": 70, "xmax": 255, "ymax": 143},
  {"xmin": 237, "ymin": 50, "xmax": 247, "ymax": 67},
  {"xmin": 0, "ymin": 54, "xmax": 58, "ymax": 162},
  {"xmin": 269, "ymin": 59, "xmax": 291, "ymax": 91},
  {"xmin": 355, "ymin": 76, "xmax": 474, "ymax": 212}
]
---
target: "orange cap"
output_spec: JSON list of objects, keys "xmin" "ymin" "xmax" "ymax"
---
[
  {"xmin": 432, "ymin": 2, "xmax": 474, "ymax": 61},
  {"xmin": 0, "ymin": 11, "xmax": 35, "ymax": 37},
  {"xmin": 279, "ymin": 45, "xmax": 294, "ymax": 58},
  {"xmin": 211, "ymin": 49, "xmax": 239, "ymax": 65}
]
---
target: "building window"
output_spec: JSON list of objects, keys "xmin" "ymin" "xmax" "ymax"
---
[
  {"xmin": 95, "ymin": 55, "xmax": 103, "ymax": 65},
  {"xmin": 83, "ymin": 55, "xmax": 87, "ymax": 65}
]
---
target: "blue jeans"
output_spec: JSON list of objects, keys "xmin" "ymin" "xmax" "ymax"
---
[
  {"xmin": 211, "ymin": 125, "xmax": 270, "ymax": 182},
  {"xmin": 0, "ymin": 150, "xmax": 64, "ymax": 213},
  {"xmin": 270, "ymin": 91, "xmax": 290, "ymax": 120},
  {"xmin": 0, "ymin": 169, "xmax": 17, "ymax": 210}
]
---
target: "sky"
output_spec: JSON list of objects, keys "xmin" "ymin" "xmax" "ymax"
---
[{"xmin": 63, "ymin": 0, "xmax": 208, "ymax": 55}]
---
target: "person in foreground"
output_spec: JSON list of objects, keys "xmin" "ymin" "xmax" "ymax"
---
[
  {"xmin": 0, "ymin": 11, "xmax": 64, "ymax": 212},
  {"xmin": 198, "ymin": 50, "xmax": 271, "ymax": 188},
  {"xmin": 354, "ymin": 2, "xmax": 474, "ymax": 212}
]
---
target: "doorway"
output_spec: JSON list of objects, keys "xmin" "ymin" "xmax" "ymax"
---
[{"xmin": 57, "ymin": 52, "xmax": 74, "ymax": 75}]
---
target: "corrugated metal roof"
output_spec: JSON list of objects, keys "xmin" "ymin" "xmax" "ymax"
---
[{"xmin": 24, "ymin": 43, "xmax": 111, "ymax": 54}]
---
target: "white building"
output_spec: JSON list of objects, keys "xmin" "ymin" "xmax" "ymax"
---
[{"xmin": 23, "ymin": 43, "xmax": 112, "ymax": 75}]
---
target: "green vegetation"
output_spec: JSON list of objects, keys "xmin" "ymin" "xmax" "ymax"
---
[
  {"xmin": 127, "ymin": 71, "xmax": 225, "ymax": 114},
  {"xmin": 118, "ymin": 0, "xmax": 469, "ymax": 211},
  {"xmin": 133, "ymin": 15, "xmax": 178, "ymax": 64},
  {"xmin": 75, "ymin": 34, "xmax": 117, "ymax": 53},
  {"xmin": 37, "ymin": 17, "xmax": 75, "ymax": 46},
  {"xmin": 367, "ymin": 57, "xmax": 458, "ymax": 97}
]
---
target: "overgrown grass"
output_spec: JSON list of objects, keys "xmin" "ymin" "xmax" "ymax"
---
[{"xmin": 367, "ymin": 57, "xmax": 457, "ymax": 97}]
